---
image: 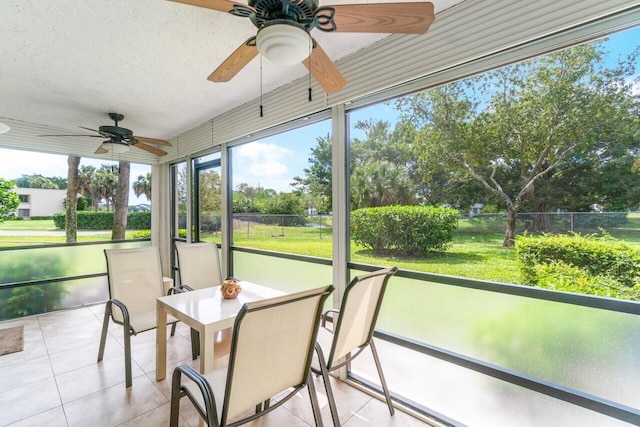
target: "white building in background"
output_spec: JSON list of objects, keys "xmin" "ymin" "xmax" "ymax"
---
[{"xmin": 14, "ymin": 187, "xmax": 66, "ymax": 219}]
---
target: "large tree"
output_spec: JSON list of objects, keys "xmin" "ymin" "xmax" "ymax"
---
[
  {"xmin": 65, "ymin": 156, "xmax": 80, "ymax": 243},
  {"xmin": 0, "ymin": 178, "xmax": 19, "ymax": 222},
  {"xmin": 13, "ymin": 174, "xmax": 62, "ymax": 189},
  {"xmin": 132, "ymin": 172, "xmax": 152, "ymax": 202},
  {"xmin": 78, "ymin": 166, "xmax": 99, "ymax": 211},
  {"xmin": 291, "ymin": 134, "xmax": 332, "ymax": 212},
  {"xmin": 112, "ymin": 161, "xmax": 130, "ymax": 240},
  {"xmin": 399, "ymin": 42, "xmax": 640, "ymax": 246},
  {"xmin": 198, "ymin": 169, "xmax": 222, "ymax": 212}
]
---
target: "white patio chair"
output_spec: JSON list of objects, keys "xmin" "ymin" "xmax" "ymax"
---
[
  {"xmin": 312, "ymin": 266, "xmax": 398, "ymax": 426},
  {"xmin": 98, "ymin": 246, "xmax": 180, "ymax": 388},
  {"xmin": 175, "ymin": 242, "xmax": 229, "ymax": 360},
  {"xmin": 169, "ymin": 284, "xmax": 334, "ymax": 427}
]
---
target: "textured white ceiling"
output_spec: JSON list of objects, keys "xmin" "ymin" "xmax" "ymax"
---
[{"xmin": 0, "ymin": 0, "xmax": 464, "ymax": 144}]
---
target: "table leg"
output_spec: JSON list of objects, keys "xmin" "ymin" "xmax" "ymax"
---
[
  {"xmin": 199, "ymin": 324, "xmax": 215, "ymax": 374},
  {"xmin": 156, "ymin": 303, "xmax": 167, "ymax": 381}
]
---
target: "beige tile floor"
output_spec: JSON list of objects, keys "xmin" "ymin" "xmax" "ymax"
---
[{"xmin": 0, "ymin": 305, "xmax": 435, "ymax": 427}]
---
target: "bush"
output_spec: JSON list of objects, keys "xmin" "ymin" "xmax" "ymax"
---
[
  {"xmin": 530, "ymin": 261, "xmax": 640, "ymax": 300},
  {"xmin": 200, "ymin": 212, "xmax": 221, "ymax": 232},
  {"xmin": 515, "ymin": 233, "xmax": 640, "ymax": 300},
  {"xmin": 132, "ymin": 230, "xmax": 151, "ymax": 239},
  {"xmin": 351, "ymin": 205, "xmax": 459, "ymax": 256},
  {"xmin": 127, "ymin": 211, "xmax": 151, "ymax": 229},
  {"xmin": 53, "ymin": 211, "xmax": 152, "ymax": 230},
  {"xmin": 29, "ymin": 216, "xmax": 53, "ymax": 220},
  {"xmin": 0, "ymin": 252, "xmax": 68, "ymax": 320}
]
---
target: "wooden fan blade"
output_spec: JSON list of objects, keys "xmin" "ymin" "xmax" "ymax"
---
[
  {"xmin": 134, "ymin": 142, "xmax": 168, "ymax": 156},
  {"xmin": 168, "ymin": 0, "xmax": 243, "ymax": 13},
  {"xmin": 94, "ymin": 145, "xmax": 108, "ymax": 154},
  {"xmin": 131, "ymin": 136, "xmax": 172, "ymax": 147},
  {"xmin": 303, "ymin": 42, "xmax": 346, "ymax": 94},
  {"xmin": 329, "ymin": 2, "xmax": 435, "ymax": 34},
  {"xmin": 78, "ymin": 126, "xmax": 100, "ymax": 133},
  {"xmin": 208, "ymin": 37, "xmax": 258, "ymax": 82}
]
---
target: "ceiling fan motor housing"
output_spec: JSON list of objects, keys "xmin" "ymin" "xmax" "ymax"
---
[
  {"xmin": 99, "ymin": 125, "xmax": 134, "ymax": 141},
  {"xmin": 247, "ymin": 0, "xmax": 318, "ymax": 30}
]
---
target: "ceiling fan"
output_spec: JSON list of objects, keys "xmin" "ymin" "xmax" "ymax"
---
[
  {"xmin": 170, "ymin": 0, "xmax": 435, "ymax": 93},
  {"xmin": 39, "ymin": 113, "xmax": 172, "ymax": 156}
]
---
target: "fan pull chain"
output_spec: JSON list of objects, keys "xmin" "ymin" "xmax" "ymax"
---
[
  {"xmin": 308, "ymin": 37, "xmax": 312, "ymax": 102},
  {"xmin": 259, "ymin": 55, "xmax": 264, "ymax": 118}
]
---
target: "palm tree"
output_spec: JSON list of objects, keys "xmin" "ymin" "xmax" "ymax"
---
[
  {"xmin": 132, "ymin": 173, "xmax": 152, "ymax": 201},
  {"xmin": 350, "ymin": 160, "xmax": 416, "ymax": 209}
]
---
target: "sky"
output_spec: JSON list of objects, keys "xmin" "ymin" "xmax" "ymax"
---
[
  {"xmin": 1, "ymin": 26, "xmax": 638, "ymax": 198},
  {"xmin": 0, "ymin": 149, "xmax": 151, "ymax": 205}
]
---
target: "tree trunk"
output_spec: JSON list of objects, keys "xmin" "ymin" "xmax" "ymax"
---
[
  {"xmin": 503, "ymin": 209, "xmax": 518, "ymax": 247},
  {"xmin": 65, "ymin": 156, "xmax": 81, "ymax": 243},
  {"xmin": 112, "ymin": 161, "xmax": 130, "ymax": 240}
]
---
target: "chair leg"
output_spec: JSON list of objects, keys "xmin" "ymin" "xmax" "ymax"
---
[
  {"xmin": 370, "ymin": 340, "xmax": 394, "ymax": 415},
  {"xmin": 97, "ymin": 302, "xmax": 111, "ymax": 362},
  {"xmin": 170, "ymin": 322, "xmax": 177, "ymax": 337},
  {"xmin": 123, "ymin": 325, "xmax": 133, "ymax": 388},
  {"xmin": 315, "ymin": 344, "xmax": 340, "ymax": 427},
  {"xmin": 307, "ymin": 372, "xmax": 325, "ymax": 427},
  {"xmin": 170, "ymin": 369, "xmax": 182, "ymax": 427},
  {"xmin": 190, "ymin": 328, "xmax": 200, "ymax": 360}
]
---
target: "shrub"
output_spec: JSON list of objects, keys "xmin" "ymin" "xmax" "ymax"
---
[
  {"xmin": 200, "ymin": 212, "xmax": 221, "ymax": 232},
  {"xmin": 515, "ymin": 233, "xmax": 640, "ymax": 300},
  {"xmin": 132, "ymin": 230, "xmax": 151, "ymax": 239},
  {"xmin": 351, "ymin": 205, "xmax": 459, "ymax": 256},
  {"xmin": 516, "ymin": 233, "xmax": 640, "ymax": 287},
  {"xmin": 127, "ymin": 211, "xmax": 151, "ymax": 229},
  {"xmin": 530, "ymin": 261, "xmax": 640, "ymax": 300},
  {"xmin": 53, "ymin": 211, "xmax": 152, "ymax": 230},
  {"xmin": 29, "ymin": 216, "xmax": 53, "ymax": 220}
]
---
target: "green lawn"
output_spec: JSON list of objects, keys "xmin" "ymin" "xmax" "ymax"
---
[
  {"xmin": 0, "ymin": 219, "xmax": 141, "ymax": 246},
  {"xmin": 4, "ymin": 216, "xmax": 640, "ymax": 285}
]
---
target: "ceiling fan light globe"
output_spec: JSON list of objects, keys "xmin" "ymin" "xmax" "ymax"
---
[
  {"xmin": 102, "ymin": 141, "xmax": 130, "ymax": 154},
  {"xmin": 256, "ymin": 24, "xmax": 311, "ymax": 66}
]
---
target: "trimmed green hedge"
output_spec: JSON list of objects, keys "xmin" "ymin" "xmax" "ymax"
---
[
  {"xmin": 53, "ymin": 211, "xmax": 151, "ymax": 230},
  {"xmin": 515, "ymin": 233, "xmax": 640, "ymax": 300},
  {"xmin": 351, "ymin": 205, "xmax": 459, "ymax": 256}
]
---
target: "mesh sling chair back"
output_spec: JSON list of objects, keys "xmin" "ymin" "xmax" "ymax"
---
[
  {"xmin": 98, "ymin": 246, "xmax": 179, "ymax": 388},
  {"xmin": 175, "ymin": 242, "xmax": 230, "ymax": 361},
  {"xmin": 175, "ymin": 242, "xmax": 223, "ymax": 291},
  {"xmin": 313, "ymin": 266, "xmax": 398, "ymax": 426},
  {"xmin": 170, "ymin": 284, "xmax": 334, "ymax": 427}
]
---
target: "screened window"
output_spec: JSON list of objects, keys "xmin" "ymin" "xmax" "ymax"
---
[
  {"xmin": 230, "ymin": 119, "xmax": 332, "ymax": 258},
  {"xmin": 347, "ymin": 28, "xmax": 640, "ymax": 301}
]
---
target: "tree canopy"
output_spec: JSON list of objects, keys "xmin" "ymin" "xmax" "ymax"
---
[
  {"xmin": 294, "ymin": 39, "xmax": 640, "ymax": 248},
  {"xmin": 0, "ymin": 178, "xmax": 19, "ymax": 222},
  {"xmin": 398, "ymin": 42, "xmax": 640, "ymax": 245}
]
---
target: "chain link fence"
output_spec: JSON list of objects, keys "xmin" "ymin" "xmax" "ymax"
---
[
  {"xmin": 232, "ymin": 214, "xmax": 332, "ymax": 239},
  {"xmin": 181, "ymin": 211, "xmax": 636, "ymax": 240},
  {"xmin": 459, "ymin": 211, "xmax": 635, "ymax": 235}
]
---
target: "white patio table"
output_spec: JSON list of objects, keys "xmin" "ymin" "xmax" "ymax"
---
[{"xmin": 156, "ymin": 281, "xmax": 284, "ymax": 380}]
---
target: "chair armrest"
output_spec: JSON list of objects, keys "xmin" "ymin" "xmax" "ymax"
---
[
  {"xmin": 167, "ymin": 286, "xmax": 184, "ymax": 295},
  {"xmin": 107, "ymin": 298, "xmax": 134, "ymax": 334},
  {"xmin": 321, "ymin": 309, "xmax": 340, "ymax": 332},
  {"xmin": 173, "ymin": 364, "xmax": 218, "ymax": 425}
]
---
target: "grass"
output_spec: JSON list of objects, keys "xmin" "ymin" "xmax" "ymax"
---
[
  {"xmin": 0, "ymin": 219, "xmax": 141, "ymax": 247},
  {"xmin": 227, "ymin": 222, "xmax": 520, "ymax": 283},
  {"xmin": 3, "ymin": 216, "xmax": 640, "ymax": 285}
]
